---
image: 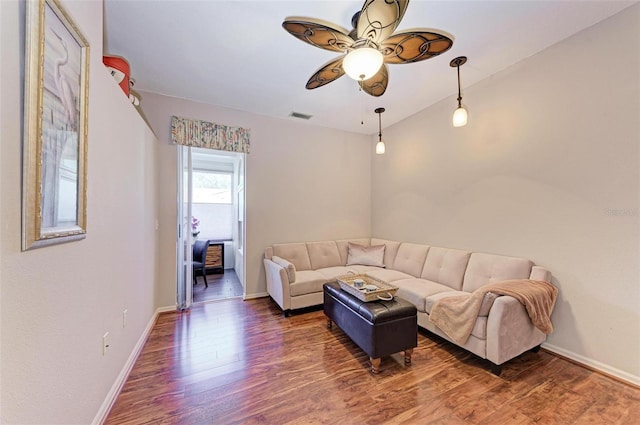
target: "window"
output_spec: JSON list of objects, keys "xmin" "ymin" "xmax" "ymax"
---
[
  {"xmin": 192, "ymin": 171, "xmax": 232, "ymax": 204},
  {"xmin": 190, "ymin": 171, "xmax": 234, "ymax": 241}
]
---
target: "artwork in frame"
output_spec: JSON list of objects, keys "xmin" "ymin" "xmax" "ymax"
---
[{"xmin": 22, "ymin": 0, "xmax": 89, "ymax": 250}]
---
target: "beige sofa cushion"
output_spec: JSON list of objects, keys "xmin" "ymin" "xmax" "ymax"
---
[
  {"xmin": 392, "ymin": 243, "xmax": 430, "ymax": 277},
  {"xmin": 365, "ymin": 269, "xmax": 413, "ymax": 283},
  {"xmin": 336, "ymin": 238, "xmax": 370, "ymax": 264},
  {"xmin": 307, "ymin": 241, "xmax": 341, "ymax": 270},
  {"xmin": 346, "ymin": 265, "xmax": 385, "ymax": 274},
  {"xmin": 462, "ymin": 253, "xmax": 533, "ymax": 293},
  {"xmin": 273, "ymin": 243, "xmax": 312, "ymax": 271},
  {"xmin": 346, "ymin": 243, "xmax": 385, "ymax": 267},
  {"xmin": 271, "ymin": 256, "xmax": 296, "ymax": 283},
  {"xmin": 392, "ymin": 278, "xmax": 453, "ymax": 312},
  {"xmin": 315, "ymin": 266, "xmax": 353, "ymax": 281},
  {"xmin": 289, "ymin": 270, "xmax": 327, "ymax": 296},
  {"xmin": 370, "ymin": 238, "xmax": 401, "ymax": 268},
  {"xmin": 420, "ymin": 247, "xmax": 471, "ymax": 291}
]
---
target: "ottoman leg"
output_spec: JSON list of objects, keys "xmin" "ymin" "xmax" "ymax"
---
[
  {"xmin": 404, "ymin": 348, "xmax": 414, "ymax": 365},
  {"xmin": 370, "ymin": 357, "xmax": 381, "ymax": 374},
  {"xmin": 326, "ymin": 318, "xmax": 332, "ymax": 329}
]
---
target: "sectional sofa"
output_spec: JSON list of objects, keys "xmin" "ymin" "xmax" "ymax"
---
[{"xmin": 263, "ymin": 238, "xmax": 553, "ymax": 373}]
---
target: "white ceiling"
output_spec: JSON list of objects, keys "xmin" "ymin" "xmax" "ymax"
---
[{"xmin": 103, "ymin": 0, "xmax": 635, "ymax": 135}]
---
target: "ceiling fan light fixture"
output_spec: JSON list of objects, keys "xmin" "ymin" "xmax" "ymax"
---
[
  {"xmin": 342, "ymin": 47, "xmax": 383, "ymax": 81},
  {"xmin": 282, "ymin": 1, "xmax": 453, "ymax": 97}
]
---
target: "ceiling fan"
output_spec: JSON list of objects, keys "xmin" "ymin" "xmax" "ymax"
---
[{"xmin": 282, "ymin": 0, "xmax": 453, "ymax": 97}]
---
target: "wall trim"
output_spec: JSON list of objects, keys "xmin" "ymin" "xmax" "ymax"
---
[
  {"xmin": 243, "ymin": 292, "xmax": 268, "ymax": 300},
  {"xmin": 543, "ymin": 342, "xmax": 640, "ymax": 388},
  {"xmin": 92, "ymin": 306, "xmax": 173, "ymax": 425},
  {"xmin": 157, "ymin": 305, "xmax": 178, "ymax": 313}
]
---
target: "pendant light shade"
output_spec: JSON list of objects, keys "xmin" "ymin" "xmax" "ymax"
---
[
  {"xmin": 450, "ymin": 56, "xmax": 468, "ymax": 127},
  {"xmin": 375, "ymin": 107, "xmax": 386, "ymax": 155},
  {"xmin": 453, "ymin": 106, "xmax": 468, "ymax": 127},
  {"xmin": 343, "ymin": 47, "xmax": 384, "ymax": 81}
]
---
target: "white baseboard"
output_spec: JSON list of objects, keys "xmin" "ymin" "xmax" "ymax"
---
[
  {"xmin": 157, "ymin": 305, "xmax": 177, "ymax": 313},
  {"xmin": 92, "ymin": 306, "xmax": 172, "ymax": 425},
  {"xmin": 542, "ymin": 342, "xmax": 640, "ymax": 387},
  {"xmin": 243, "ymin": 292, "xmax": 268, "ymax": 300}
]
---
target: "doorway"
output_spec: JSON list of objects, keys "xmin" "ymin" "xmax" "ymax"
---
[{"xmin": 176, "ymin": 146, "xmax": 246, "ymax": 309}]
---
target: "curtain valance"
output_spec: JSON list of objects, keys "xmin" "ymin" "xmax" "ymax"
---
[{"xmin": 171, "ymin": 116, "xmax": 250, "ymax": 154}]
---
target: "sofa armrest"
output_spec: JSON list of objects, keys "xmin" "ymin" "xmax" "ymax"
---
[
  {"xmin": 530, "ymin": 266, "xmax": 551, "ymax": 282},
  {"xmin": 485, "ymin": 295, "xmax": 546, "ymax": 365},
  {"xmin": 271, "ymin": 256, "xmax": 296, "ymax": 283},
  {"xmin": 264, "ymin": 258, "xmax": 291, "ymax": 311}
]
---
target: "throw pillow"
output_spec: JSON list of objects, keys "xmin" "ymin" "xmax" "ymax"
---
[
  {"xmin": 272, "ymin": 256, "xmax": 296, "ymax": 283},
  {"xmin": 346, "ymin": 242, "xmax": 386, "ymax": 268}
]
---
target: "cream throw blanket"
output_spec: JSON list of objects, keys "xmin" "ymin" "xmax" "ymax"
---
[{"xmin": 429, "ymin": 279, "xmax": 558, "ymax": 345}]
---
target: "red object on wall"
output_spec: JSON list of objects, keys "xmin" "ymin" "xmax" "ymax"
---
[{"xmin": 103, "ymin": 55, "xmax": 130, "ymax": 97}]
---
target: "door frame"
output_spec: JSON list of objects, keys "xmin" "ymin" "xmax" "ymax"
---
[{"xmin": 176, "ymin": 146, "xmax": 246, "ymax": 308}]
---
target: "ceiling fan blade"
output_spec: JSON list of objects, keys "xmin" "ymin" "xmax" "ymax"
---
[
  {"xmin": 283, "ymin": 17, "xmax": 354, "ymax": 53},
  {"xmin": 360, "ymin": 64, "xmax": 388, "ymax": 97},
  {"xmin": 306, "ymin": 56, "xmax": 346, "ymax": 90},
  {"xmin": 357, "ymin": 0, "xmax": 409, "ymax": 45},
  {"xmin": 380, "ymin": 30, "xmax": 453, "ymax": 64}
]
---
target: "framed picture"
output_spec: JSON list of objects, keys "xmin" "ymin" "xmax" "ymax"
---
[{"xmin": 22, "ymin": 0, "xmax": 89, "ymax": 250}]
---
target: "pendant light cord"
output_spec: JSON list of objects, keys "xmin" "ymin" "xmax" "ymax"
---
[{"xmin": 456, "ymin": 65, "xmax": 462, "ymax": 108}]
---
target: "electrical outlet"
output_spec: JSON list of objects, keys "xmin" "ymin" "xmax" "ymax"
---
[
  {"xmin": 102, "ymin": 332, "xmax": 110, "ymax": 355},
  {"xmin": 123, "ymin": 309, "xmax": 128, "ymax": 328}
]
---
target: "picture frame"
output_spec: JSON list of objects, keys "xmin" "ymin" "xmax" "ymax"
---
[{"xmin": 22, "ymin": 0, "xmax": 89, "ymax": 250}]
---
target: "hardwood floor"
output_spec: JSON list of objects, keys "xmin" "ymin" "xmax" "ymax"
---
[
  {"xmin": 193, "ymin": 269, "xmax": 243, "ymax": 303},
  {"xmin": 105, "ymin": 298, "xmax": 640, "ymax": 424}
]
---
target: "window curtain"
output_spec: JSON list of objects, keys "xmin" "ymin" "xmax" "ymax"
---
[
  {"xmin": 171, "ymin": 115, "xmax": 250, "ymax": 154},
  {"xmin": 191, "ymin": 203, "xmax": 233, "ymax": 240}
]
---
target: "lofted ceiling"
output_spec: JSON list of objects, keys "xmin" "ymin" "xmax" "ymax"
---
[{"xmin": 103, "ymin": 0, "xmax": 635, "ymax": 135}]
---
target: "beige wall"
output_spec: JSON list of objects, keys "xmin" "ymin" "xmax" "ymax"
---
[
  {"xmin": 138, "ymin": 92, "xmax": 372, "ymax": 305},
  {"xmin": 371, "ymin": 5, "xmax": 640, "ymax": 383},
  {"xmin": 1, "ymin": 1, "xmax": 159, "ymax": 423}
]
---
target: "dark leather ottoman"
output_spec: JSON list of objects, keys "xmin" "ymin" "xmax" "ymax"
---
[{"xmin": 323, "ymin": 281, "xmax": 418, "ymax": 373}]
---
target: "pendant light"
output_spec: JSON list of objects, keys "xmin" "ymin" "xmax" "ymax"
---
[
  {"xmin": 375, "ymin": 107, "xmax": 386, "ymax": 155},
  {"xmin": 450, "ymin": 56, "xmax": 468, "ymax": 127}
]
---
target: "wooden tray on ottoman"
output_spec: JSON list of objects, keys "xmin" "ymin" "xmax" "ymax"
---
[{"xmin": 336, "ymin": 274, "xmax": 398, "ymax": 302}]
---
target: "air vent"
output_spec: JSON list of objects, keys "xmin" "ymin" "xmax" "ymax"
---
[{"xmin": 289, "ymin": 111, "xmax": 313, "ymax": 120}]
